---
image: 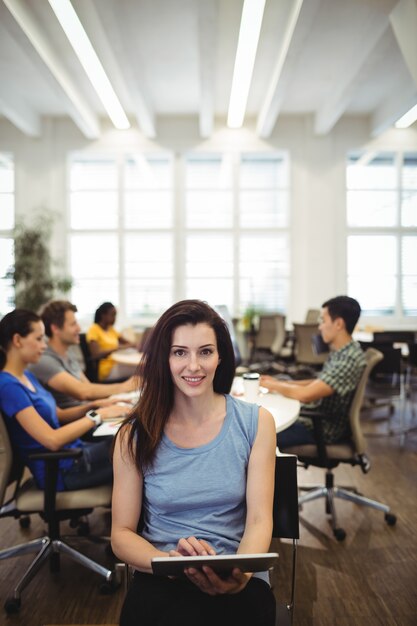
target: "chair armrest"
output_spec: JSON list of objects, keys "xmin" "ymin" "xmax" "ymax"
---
[
  {"xmin": 299, "ymin": 409, "xmax": 328, "ymax": 464},
  {"xmin": 27, "ymin": 448, "xmax": 84, "ymax": 520}
]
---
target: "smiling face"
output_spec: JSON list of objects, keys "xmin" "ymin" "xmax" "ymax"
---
[
  {"xmin": 169, "ymin": 323, "xmax": 220, "ymax": 399},
  {"xmin": 53, "ymin": 310, "xmax": 81, "ymax": 346},
  {"xmin": 16, "ymin": 320, "xmax": 47, "ymax": 364}
]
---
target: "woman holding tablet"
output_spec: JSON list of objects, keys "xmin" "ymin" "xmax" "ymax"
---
[{"xmin": 111, "ymin": 300, "xmax": 276, "ymax": 626}]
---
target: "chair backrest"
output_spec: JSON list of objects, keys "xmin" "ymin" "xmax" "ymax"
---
[
  {"xmin": 293, "ymin": 323, "xmax": 327, "ymax": 365},
  {"xmin": 79, "ymin": 332, "xmax": 99, "ymax": 382},
  {"xmin": 0, "ymin": 411, "xmax": 25, "ymax": 508},
  {"xmin": 256, "ymin": 314, "xmax": 286, "ymax": 355},
  {"xmin": 305, "ymin": 308, "xmax": 320, "ymax": 324},
  {"xmin": 349, "ymin": 348, "xmax": 384, "ymax": 455},
  {"xmin": 273, "ymin": 453, "xmax": 299, "ymax": 540}
]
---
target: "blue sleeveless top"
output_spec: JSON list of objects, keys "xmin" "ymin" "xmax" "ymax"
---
[{"xmin": 141, "ymin": 395, "xmax": 258, "ymax": 556}]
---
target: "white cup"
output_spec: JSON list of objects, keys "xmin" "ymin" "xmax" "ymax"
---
[{"xmin": 242, "ymin": 372, "xmax": 260, "ymax": 402}]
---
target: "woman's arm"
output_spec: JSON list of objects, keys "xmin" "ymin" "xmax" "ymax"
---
[
  {"xmin": 238, "ymin": 406, "xmax": 276, "ymax": 555},
  {"xmin": 15, "ymin": 406, "xmax": 95, "ymax": 451},
  {"xmin": 111, "ymin": 427, "xmax": 168, "ymax": 573},
  {"xmin": 56, "ymin": 403, "xmax": 130, "ymax": 424},
  {"xmin": 87, "ymin": 339, "xmax": 117, "ymax": 360}
]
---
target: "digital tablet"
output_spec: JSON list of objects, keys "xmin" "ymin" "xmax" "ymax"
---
[{"xmin": 151, "ymin": 552, "xmax": 278, "ymax": 577}]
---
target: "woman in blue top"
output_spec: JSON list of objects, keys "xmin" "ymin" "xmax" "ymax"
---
[
  {"xmin": 111, "ymin": 300, "xmax": 277, "ymax": 626},
  {"xmin": 0, "ymin": 309, "xmax": 128, "ymax": 491}
]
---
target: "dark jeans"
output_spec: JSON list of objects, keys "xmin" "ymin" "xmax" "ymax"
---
[
  {"xmin": 120, "ymin": 571, "xmax": 276, "ymax": 626},
  {"xmin": 62, "ymin": 438, "xmax": 113, "ymax": 490},
  {"xmin": 276, "ymin": 419, "xmax": 316, "ymax": 450}
]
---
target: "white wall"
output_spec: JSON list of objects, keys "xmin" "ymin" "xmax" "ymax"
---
[{"xmin": 1, "ymin": 113, "xmax": 417, "ymax": 328}]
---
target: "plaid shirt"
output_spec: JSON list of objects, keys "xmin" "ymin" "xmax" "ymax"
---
[{"xmin": 299, "ymin": 340, "xmax": 366, "ymax": 443}]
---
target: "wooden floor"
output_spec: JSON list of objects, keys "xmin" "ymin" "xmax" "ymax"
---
[{"xmin": 0, "ymin": 403, "xmax": 416, "ymax": 626}]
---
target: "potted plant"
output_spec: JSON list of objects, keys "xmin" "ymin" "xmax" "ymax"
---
[{"xmin": 6, "ymin": 211, "xmax": 72, "ymax": 312}]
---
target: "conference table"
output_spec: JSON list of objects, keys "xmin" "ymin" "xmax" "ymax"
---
[
  {"xmin": 112, "ymin": 348, "xmax": 143, "ymax": 367},
  {"xmin": 94, "ymin": 376, "xmax": 299, "ymax": 436}
]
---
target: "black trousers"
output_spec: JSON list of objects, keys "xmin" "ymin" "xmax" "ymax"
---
[{"xmin": 120, "ymin": 571, "xmax": 276, "ymax": 626}]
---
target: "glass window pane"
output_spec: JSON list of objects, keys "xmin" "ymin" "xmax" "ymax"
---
[
  {"xmin": 0, "ymin": 154, "xmax": 14, "ymax": 193},
  {"xmin": 347, "ymin": 191, "xmax": 397, "ymax": 227},
  {"xmin": 240, "ymin": 191, "xmax": 288, "ymax": 228},
  {"xmin": 186, "ymin": 155, "xmax": 232, "ymax": 189},
  {"xmin": 125, "ymin": 279, "xmax": 173, "ymax": 317},
  {"xmin": 70, "ymin": 234, "xmax": 118, "ymax": 278},
  {"xmin": 71, "ymin": 279, "xmax": 119, "ymax": 319},
  {"xmin": 70, "ymin": 191, "xmax": 118, "ymax": 229},
  {"xmin": 402, "ymin": 276, "xmax": 417, "ymax": 316},
  {"xmin": 125, "ymin": 155, "xmax": 172, "ymax": 189},
  {"xmin": 402, "ymin": 153, "xmax": 417, "ymax": 189},
  {"xmin": 186, "ymin": 191, "xmax": 233, "ymax": 228},
  {"xmin": 186, "ymin": 235, "xmax": 233, "ymax": 277},
  {"xmin": 347, "ymin": 236, "xmax": 396, "ymax": 314},
  {"xmin": 186, "ymin": 279, "xmax": 234, "ymax": 311},
  {"xmin": 401, "ymin": 190, "xmax": 417, "ymax": 227},
  {"xmin": 240, "ymin": 155, "xmax": 288, "ymax": 188},
  {"xmin": 125, "ymin": 234, "xmax": 173, "ymax": 278},
  {"xmin": 70, "ymin": 159, "xmax": 117, "ymax": 190},
  {"xmin": 125, "ymin": 191, "xmax": 173, "ymax": 228},
  {"xmin": 402, "ymin": 235, "xmax": 417, "ymax": 315},
  {"xmin": 0, "ymin": 194, "xmax": 14, "ymax": 230},
  {"xmin": 346, "ymin": 153, "xmax": 396, "ymax": 189},
  {"xmin": 0, "ymin": 238, "xmax": 14, "ymax": 314},
  {"xmin": 240, "ymin": 235, "xmax": 289, "ymax": 312}
]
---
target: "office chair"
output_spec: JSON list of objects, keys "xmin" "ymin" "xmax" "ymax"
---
[
  {"xmin": 273, "ymin": 453, "xmax": 299, "ymax": 626},
  {"xmin": 79, "ymin": 331, "xmax": 99, "ymax": 382},
  {"xmin": 0, "ymin": 412, "xmax": 119, "ymax": 614},
  {"xmin": 282, "ymin": 348, "xmax": 397, "ymax": 541},
  {"xmin": 304, "ymin": 308, "xmax": 320, "ymax": 324},
  {"xmin": 292, "ymin": 323, "xmax": 327, "ymax": 377},
  {"xmin": 251, "ymin": 314, "xmax": 292, "ymax": 365}
]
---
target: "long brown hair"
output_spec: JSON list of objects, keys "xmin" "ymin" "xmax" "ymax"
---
[{"xmin": 118, "ymin": 300, "xmax": 235, "ymax": 471}]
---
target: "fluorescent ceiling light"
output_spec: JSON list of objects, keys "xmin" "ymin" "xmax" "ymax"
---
[
  {"xmin": 48, "ymin": 0, "xmax": 130, "ymax": 130},
  {"xmin": 395, "ymin": 103, "xmax": 417, "ymax": 129},
  {"xmin": 227, "ymin": 0, "xmax": 266, "ymax": 129}
]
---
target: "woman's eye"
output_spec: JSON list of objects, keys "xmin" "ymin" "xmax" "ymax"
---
[
  {"xmin": 201, "ymin": 349, "xmax": 213, "ymax": 356},
  {"xmin": 173, "ymin": 349, "xmax": 186, "ymax": 357}
]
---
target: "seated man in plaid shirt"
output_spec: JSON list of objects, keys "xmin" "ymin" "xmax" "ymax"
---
[{"xmin": 260, "ymin": 295, "xmax": 366, "ymax": 448}]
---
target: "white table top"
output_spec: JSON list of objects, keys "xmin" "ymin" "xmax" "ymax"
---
[
  {"xmin": 94, "ymin": 377, "xmax": 299, "ymax": 437},
  {"xmin": 112, "ymin": 349, "xmax": 143, "ymax": 367}
]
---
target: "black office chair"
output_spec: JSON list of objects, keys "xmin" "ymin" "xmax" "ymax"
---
[
  {"xmin": 79, "ymin": 331, "xmax": 99, "ymax": 382},
  {"xmin": 273, "ymin": 453, "xmax": 299, "ymax": 625},
  {"xmin": 0, "ymin": 412, "xmax": 119, "ymax": 614},
  {"xmin": 282, "ymin": 349, "xmax": 397, "ymax": 541}
]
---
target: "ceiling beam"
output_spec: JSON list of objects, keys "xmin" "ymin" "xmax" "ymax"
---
[
  {"xmin": 90, "ymin": 0, "xmax": 155, "ymax": 137},
  {"xmin": 390, "ymin": 0, "xmax": 417, "ymax": 87},
  {"xmin": 256, "ymin": 0, "xmax": 321, "ymax": 138},
  {"xmin": 198, "ymin": 0, "xmax": 218, "ymax": 138},
  {"xmin": 371, "ymin": 76, "xmax": 417, "ymax": 136},
  {"xmin": 314, "ymin": 12, "xmax": 390, "ymax": 135},
  {"xmin": 0, "ymin": 89, "xmax": 41, "ymax": 137},
  {"xmin": 2, "ymin": 0, "xmax": 100, "ymax": 138}
]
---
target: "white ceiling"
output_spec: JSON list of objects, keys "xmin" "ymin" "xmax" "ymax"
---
[{"xmin": 0, "ymin": 0, "xmax": 416, "ymax": 140}]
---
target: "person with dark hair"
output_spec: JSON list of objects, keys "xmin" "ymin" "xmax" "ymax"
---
[
  {"xmin": 261, "ymin": 295, "xmax": 366, "ymax": 448},
  {"xmin": 111, "ymin": 300, "xmax": 276, "ymax": 626},
  {"xmin": 87, "ymin": 302, "xmax": 136, "ymax": 381},
  {"xmin": 0, "ymin": 309, "xmax": 128, "ymax": 491},
  {"xmin": 31, "ymin": 300, "xmax": 136, "ymax": 410}
]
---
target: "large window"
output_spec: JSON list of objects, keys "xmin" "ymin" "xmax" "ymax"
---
[
  {"xmin": 346, "ymin": 152, "xmax": 417, "ymax": 318},
  {"xmin": 69, "ymin": 152, "xmax": 289, "ymax": 321},
  {"xmin": 0, "ymin": 153, "xmax": 14, "ymax": 315}
]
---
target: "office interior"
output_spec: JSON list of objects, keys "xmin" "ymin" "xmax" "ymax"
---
[{"xmin": 0, "ymin": 0, "xmax": 417, "ymax": 624}]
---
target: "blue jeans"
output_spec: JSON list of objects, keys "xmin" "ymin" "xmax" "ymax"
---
[
  {"xmin": 62, "ymin": 438, "xmax": 113, "ymax": 490},
  {"xmin": 276, "ymin": 419, "xmax": 316, "ymax": 450}
]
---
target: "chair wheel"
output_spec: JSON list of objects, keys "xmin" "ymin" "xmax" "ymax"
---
[
  {"xmin": 19, "ymin": 515, "xmax": 31, "ymax": 529},
  {"xmin": 333, "ymin": 528, "xmax": 346, "ymax": 541},
  {"xmin": 5, "ymin": 597, "xmax": 21, "ymax": 614},
  {"xmin": 385, "ymin": 513, "xmax": 397, "ymax": 526}
]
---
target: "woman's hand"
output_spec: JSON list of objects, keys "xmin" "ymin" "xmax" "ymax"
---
[
  {"xmin": 184, "ymin": 566, "xmax": 251, "ymax": 596},
  {"xmin": 259, "ymin": 375, "xmax": 279, "ymax": 392},
  {"xmin": 170, "ymin": 536, "xmax": 215, "ymax": 557},
  {"xmin": 99, "ymin": 404, "xmax": 129, "ymax": 420}
]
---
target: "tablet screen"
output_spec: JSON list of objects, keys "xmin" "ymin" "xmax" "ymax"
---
[{"xmin": 151, "ymin": 552, "xmax": 278, "ymax": 577}]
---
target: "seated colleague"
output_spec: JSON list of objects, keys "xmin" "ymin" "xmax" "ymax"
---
[
  {"xmin": 87, "ymin": 302, "xmax": 137, "ymax": 382},
  {"xmin": 260, "ymin": 295, "xmax": 366, "ymax": 450},
  {"xmin": 111, "ymin": 300, "xmax": 277, "ymax": 626},
  {"xmin": 30, "ymin": 300, "xmax": 136, "ymax": 411},
  {"xmin": 0, "ymin": 309, "xmax": 127, "ymax": 491}
]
